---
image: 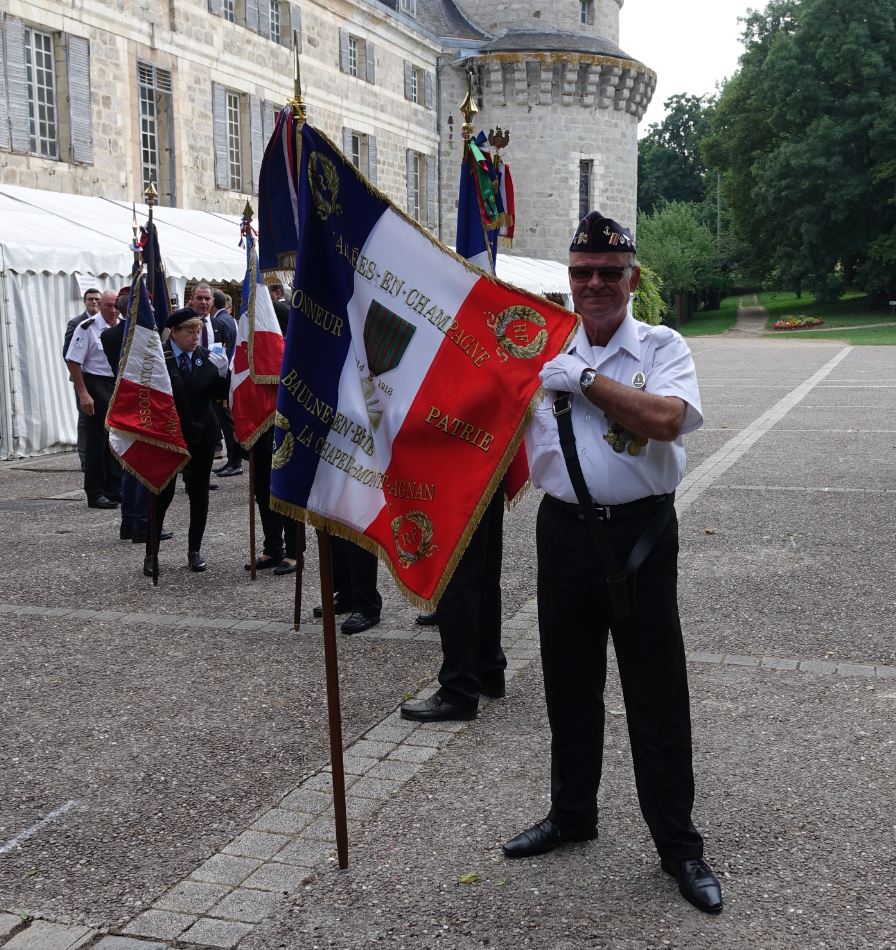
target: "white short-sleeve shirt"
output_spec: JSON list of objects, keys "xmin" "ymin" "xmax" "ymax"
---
[
  {"xmin": 525, "ymin": 314, "xmax": 703, "ymax": 505},
  {"xmin": 65, "ymin": 315, "xmax": 117, "ymax": 377}
]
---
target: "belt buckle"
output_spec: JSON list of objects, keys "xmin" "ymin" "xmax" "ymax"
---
[
  {"xmin": 552, "ymin": 395, "xmax": 571, "ymax": 417},
  {"xmin": 595, "ymin": 504, "xmax": 611, "ymax": 521}
]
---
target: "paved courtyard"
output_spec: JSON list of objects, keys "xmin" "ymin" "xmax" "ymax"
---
[{"xmin": 0, "ymin": 335, "xmax": 894, "ymax": 949}]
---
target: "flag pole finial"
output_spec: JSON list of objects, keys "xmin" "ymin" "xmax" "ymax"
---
[
  {"xmin": 144, "ymin": 180, "xmax": 158, "ymax": 210},
  {"xmin": 288, "ymin": 33, "xmax": 307, "ymax": 126},
  {"xmin": 243, "ymin": 201, "xmax": 254, "ymax": 222},
  {"xmin": 460, "ymin": 68, "xmax": 477, "ymax": 142}
]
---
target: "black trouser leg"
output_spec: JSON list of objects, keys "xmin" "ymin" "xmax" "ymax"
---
[
  {"xmin": 436, "ymin": 488, "xmax": 507, "ymax": 708},
  {"xmin": 610, "ymin": 512, "xmax": 703, "ymax": 860},
  {"xmin": 252, "ymin": 432, "xmax": 285, "ymax": 559},
  {"xmin": 536, "ymin": 498, "xmax": 605, "ymax": 830},
  {"xmin": 214, "ymin": 401, "xmax": 240, "ymax": 467},
  {"xmin": 184, "ymin": 447, "xmax": 214, "ymax": 552},
  {"xmin": 346, "ymin": 541, "xmax": 380, "ymax": 616},
  {"xmin": 82, "ymin": 374, "xmax": 115, "ymax": 502},
  {"xmin": 147, "ymin": 478, "xmax": 177, "ymax": 556}
]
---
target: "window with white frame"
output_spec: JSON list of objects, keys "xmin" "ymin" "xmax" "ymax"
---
[
  {"xmin": 339, "ymin": 30, "xmax": 374, "ymax": 83},
  {"xmin": 213, "ymin": 84, "xmax": 277, "ymax": 194},
  {"xmin": 579, "ymin": 159, "xmax": 593, "ymax": 220},
  {"xmin": 226, "ymin": 90, "xmax": 243, "ymax": 191},
  {"xmin": 348, "ymin": 36, "xmax": 360, "ymax": 78},
  {"xmin": 269, "ymin": 0, "xmax": 281, "ymax": 42},
  {"xmin": 580, "ymin": 0, "xmax": 594, "ymax": 25},
  {"xmin": 222, "ymin": 0, "xmax": 236, "ymax": 22},
  {"xmin": 407, "ymin": 151, "xmax": 426, "ymax": 222},
  {"xmin": 399, "ymin": 0, "xmax": 417, "ymax": 15},
  {"xmin": 138, "ymin": 63, "xmax": 175, "ymax": 206},
  {"xmin": 24, "ymin": 27, "xmax": 58, "ymax": 158},
  {"xmin": 342, "ymin": 127, "xmax": 377, "ymax": 185}
]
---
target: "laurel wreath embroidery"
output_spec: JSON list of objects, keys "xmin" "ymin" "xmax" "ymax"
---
[
  {"xmin": 308, "ymin": 152, "xmax": 342, "ymax": 221},
  {"xmin": 487, "ymin": 306, "xmax": 549, "ymax": 361},
  {"xmin": 272, "ymin": 413, "xmax": 294, "ymax": 470},
  {"xmin": 391, "ymin": 510, "xmax": 435, "ymax": 567}
]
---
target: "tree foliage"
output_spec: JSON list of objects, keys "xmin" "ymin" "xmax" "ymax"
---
[
  {"xmin": 636, "ymin": 203, "xmax": 717, "ymax": 298},
  {"xmin": 638, "ymin": 94, "xmax": 715, "ymax": 214},
  {"xmin": 632, "ymin": 264, "xmax": 668, "ymax": 325},
  {"xmin": 705, "ymin": 0, "xmax": 896, "ymax": 296}
]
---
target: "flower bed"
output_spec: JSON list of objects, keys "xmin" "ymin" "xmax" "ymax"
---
[{"xmin": 772, "ymin": 315, "xmax": 824, "ymax": 330}]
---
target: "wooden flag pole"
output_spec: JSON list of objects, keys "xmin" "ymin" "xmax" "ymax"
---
[
  {"xmin": 248, "ymin": 446, "xmax": 257, "ymax": 581},
  {"xmin": 316, "ymin": 528, "xmax": 349, "ymax": 869},
  {"xmin": 149, "ymin": 492, "xmax": 159, "ymax": 587}
]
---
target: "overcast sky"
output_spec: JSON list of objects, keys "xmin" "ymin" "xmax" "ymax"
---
[{"xmin": 619, "ymin": 0, "xmax": 758, "ymax": 132}]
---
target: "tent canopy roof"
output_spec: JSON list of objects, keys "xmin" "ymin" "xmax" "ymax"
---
[{"xmin": 0, "ymin": 184, "xmax": 573, "ymax": 297}]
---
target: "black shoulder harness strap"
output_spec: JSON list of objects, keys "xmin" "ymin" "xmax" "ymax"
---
[{"xmin": 553, "ymin": 393, "xmax": 674, "ymax": 624}]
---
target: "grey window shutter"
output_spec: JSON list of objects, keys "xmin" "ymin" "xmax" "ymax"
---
[
  {"xmin": 66, "ymin": 33, "xmax": 93, "ymax": 165},
  {"xmin": 249, "ymin": 94, "xmax": 263, "ymax": 194},
  {"xmin": 403, "ymin": 61, "xmax": 412, "ymax": 101},
  {"xmin": 288, "ymin": 5, "xmax": 302, "ymax": 51},
  {"xmin": 208, "ymin": 0, "xmax": 224, "ymax": 14},
  {"xmin": 365, "ymin": 41, "xmax": 375, "ymax": 84},
  {"xmin": 338, "ymin": 29, "xmax": 348, "ymax": 73},
  {"xmin": 342, "ymin": 126, "xmax": 351, "ymax": 160},
  {"xmin": 212, "ymin": 82, "xmax": 229, "ymax": 188},
  {"xmin": 424, "ymin": 70, "xmax": 433, "ymax": 110},
  {"xmin": 262, "ymin": 99, "xmax": 274, "ymax": 143},
  {"xmin": 406, "ymin": 149, "xmax": 414, "ymax": 214},
  {"xmin": 4, "ymin": 17, "xmax": 31, "ymax": 155},
  {"xmin": 426, "ymin": 154, "xmax": 436, "ymax": 228},
  {"xmin": 367, "ymin": 135, "xmax": 377, "ymax": 187},
  {"xmin": 0, "ymin": 19, "xmax": 10, "ymax": 151},
  {"xmin": 245, "ymin": 0, "xmax": 259, "ymax": 32},
  {"xmin": 258, "ymin": 0, "xmax": 271, "ymax": 42}
]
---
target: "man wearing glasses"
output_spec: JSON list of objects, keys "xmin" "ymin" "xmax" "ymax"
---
[
  {"xmin": 503, "ymin": 213, "xmax": 722, "ymax": 915},
  {"xmin": 63, "ymin": 288, "xmax": 102, "ymax": 472}
]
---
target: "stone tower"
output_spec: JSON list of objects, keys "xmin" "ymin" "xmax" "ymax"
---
[{"xmin": 436, "ymin": 0, "xmax": 654, "ymax": 260}]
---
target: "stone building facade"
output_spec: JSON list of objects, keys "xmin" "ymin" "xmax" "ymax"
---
[{"xmin": 0, "ymin": 0, "xmax": 653, "ymax": 261}]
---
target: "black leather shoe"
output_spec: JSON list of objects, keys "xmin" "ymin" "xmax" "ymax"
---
[
  {"xmin": 502, "ymin": 817, "xmax": 597, "ymax": 859},
  {"xmin": 415, "ymin": 611, "xmax": 439, "ymax": 626},
  {"xmin": 245, "ymin": 554, "xmax": 283, "ymax": 571},
  {"xmin": 216, "ymin": 464, "xmax": 243, "ymax": 477},
  {"xmin": 188, "ymin": 550, "xmax": 207, "ymax": 572},
  {"xmin": 340, "ymin": 611, "xmax": 380, "ymax": 635},
  {"xmin": 89, "ymin": 496, "xmax": 118, "ymax": 509},
  {"xmin": 143, "ymin": 556, "xmax": 155, "ymax": 578},
  {"xmin": 400, "ymin": 694, "xmax": 477, "ymax": 722},
  {"xmin": 313, "ymin": 598, "xmax": 351, "ymax": 618},
  {"xmin": 213, "ymin": 462, "xmax": 231, "ymax": 475},
  {"xmin": 661, "ymin": 858, "xmax": 723, "ymax": 914}
]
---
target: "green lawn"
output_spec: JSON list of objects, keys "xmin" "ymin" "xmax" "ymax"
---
[
  {"xmin": 677, "ymin": 296, "xmax": 739, "ymax": 336},
  {"xmin": 758, "ymin": 291, "xmax": 896, "ymax": 344}
]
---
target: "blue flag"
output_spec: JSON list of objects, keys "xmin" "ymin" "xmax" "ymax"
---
[
  {"xmin": 141, "ymin": 222, "xmax": 170, "ymax": 332},
  {"xmin": 456, "ymin": 131, "xmax": 503, "ymax": 272}
]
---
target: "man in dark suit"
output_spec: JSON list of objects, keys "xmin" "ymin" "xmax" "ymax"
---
[
  {"xmin": 63, "ymin": 288, "xmax": 102, "ymax": 473},
  {"xmin": 210, "ymin": 288, "xmax": 242, "ymax": 477},
  {"xmin": 144, "ymin": 307, "xmax": 229, "ymax": 576}
]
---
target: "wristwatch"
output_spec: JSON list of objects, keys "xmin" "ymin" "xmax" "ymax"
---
[{"xmin": 580, "ymin": 368, "xmax": 598, "ymax": 393}]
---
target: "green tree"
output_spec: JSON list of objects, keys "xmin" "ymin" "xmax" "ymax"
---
[
  {"xmin": 638, "ymin": 94, "xmax": 715, "ymax": 214},
  {"xmin": 636, "ymin": 202, "xmax": 717, "ymax": 300},
  {"xmin": 705, "ymin": 0, "xmax": 896, "ymax": 297},
  {"xmin": 632, "ymin": 264, "xmax": 668, "ymax": 326}
]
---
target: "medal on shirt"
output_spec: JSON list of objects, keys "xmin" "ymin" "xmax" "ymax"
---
[
  {"xmin": 603, "ymin": 418, "xmax": 648, "ymax": 456},
  {"xmin": 632, "ymin": 371, "xmax": 646, "ymax": 389},
  {"xmin": 194, "ymin": 357, "xmax": 203, "ymax": 366}
]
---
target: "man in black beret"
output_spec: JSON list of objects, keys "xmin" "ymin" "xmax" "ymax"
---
[
  {"xmin": 143, "ymin": 308, "xmax": 229, "ymax": 575},
  {"xmin": 502, "ymin": 212, "xmax": 722, "ymax": 915}
]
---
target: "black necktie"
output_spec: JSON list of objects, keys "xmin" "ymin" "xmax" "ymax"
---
[{"xmin": 178, "ymin": 351, "xmax": 192, "ymax": 377}]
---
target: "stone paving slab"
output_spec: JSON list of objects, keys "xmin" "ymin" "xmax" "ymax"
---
[
  {"xmin": 178, "ymin": 917, "xmax": 254, "ymax": 949},
  {"xmin": 92, "ymin": 938, "xmax": 168, "ymax": 950},
  {"xmin": 2, "ymin": 920, "xmax": 94, "ymax": 949},
  {"xmin": 0, "ymin": 916, "xmax": 21, "ymax": 940}
]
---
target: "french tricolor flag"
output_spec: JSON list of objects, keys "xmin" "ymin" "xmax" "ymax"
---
[
  {"xmin": 230, "ymin": 224, "xmax": 284, "ymax": 448},
  {"xmin": 269, "ymin": 125, "xmax": 577, "ymax": 605},
  {"xmin": 106, "ymin": 274, "xmax": 189, "ymax": 491}
]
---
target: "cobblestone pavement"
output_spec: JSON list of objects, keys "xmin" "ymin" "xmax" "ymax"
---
[{"xmin": 1, "ymin": 337, "xmax": 895, "ymax": 949}]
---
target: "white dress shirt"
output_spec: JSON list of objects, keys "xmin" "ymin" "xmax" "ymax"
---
[
  {"xmin": 525, "ymin": 314, "xmax": 703, "ymax": 505},
  {"xmin": 65, "ymin": 315, "xmax": 119, "ymax": 377}
]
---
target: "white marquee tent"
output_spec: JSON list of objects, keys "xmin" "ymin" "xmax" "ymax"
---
[{"xmin": 0, "ymin": 183, "xmax": 572, "ymax": 459}]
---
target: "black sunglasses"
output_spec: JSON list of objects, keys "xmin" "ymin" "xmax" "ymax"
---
[{"xmin": 568, "ymin": 265, "xmax": 630, "ymax": 284}]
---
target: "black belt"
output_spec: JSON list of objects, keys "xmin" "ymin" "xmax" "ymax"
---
[{"xmin": 544, "ymin": 492, "xmax": 671, "ymax": 522}]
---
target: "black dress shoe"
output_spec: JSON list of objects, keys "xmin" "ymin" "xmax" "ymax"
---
[
  {"xmin": 273, "ymin": 559, "xmax": 297, "ymax": 575},
  {"xmin": 312, "ymin": 598, "xmax": 351, "ymax": 618},
  {"xmin": 661, "ymin": 857, "xmax": 723, "ymax": 914},
  {"xmin": 415, "ymin": 611, "xmax": 439, "ymax": 626},
  {"xmin": 213, "ymin": 463, "xmax": 231, "ymax": 475},
  {"xmin": 188, "ymin": 550, "xmax": 207, "ymax": 572},
  {"xmin": 502, "ymin": 817, "xmax": 597, "ymax": 859},
  {"xmin": 142, "ymin": 556, "xmax": 155, "ymax": 578},
  {"xmin": 216, "ymin": 464, "xmax": 243, "ymax": 477},
  {"xmin": 340, "ymin": 611, "xmax": 380, "ymax": 635},
  {"xmin": 88, "ymin": 496, "xmax": 118, "ymax": 509},
  {"xmin": 400, "ymin": 694, "xmax": 477, "ymax": 722},
  {"xmin": 245, "ymin": 554, "xmax": 283, "ymax": 571}
]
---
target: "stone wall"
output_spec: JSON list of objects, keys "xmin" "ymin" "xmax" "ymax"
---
[{"xmin": 452, "ymin": 0, "xmax": 622, "ymax": 43}]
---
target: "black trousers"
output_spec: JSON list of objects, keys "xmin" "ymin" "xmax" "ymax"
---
[
  {"xmin": 251, "ymin": 430, "xmax": 302, "ymax": 560},
  {"xmin": 213, "ymin": 399, "xmax": 240, "ymax": 467},
  {"xmin": 435, "ymin": 486, "xmax": 507, "ymax": 709},
  {"xmin": 82, "ymin": 373, "xmax": 120, "ymax": 503},
  {"xmin": 536, "ymin": 495, "xmax": 703, "ymax": 861},
  {"xmin": 331, "ymin": 537, "xmax": 381, "ymax": 616},
  {"xmin": 148, "ymin": 446, "xmax": 214, "ymax": 554}
]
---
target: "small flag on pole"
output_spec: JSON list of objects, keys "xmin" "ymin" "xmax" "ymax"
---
[{"xmin": 106, "ymin": 273, "xmax": 189, "ymax": 491}]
